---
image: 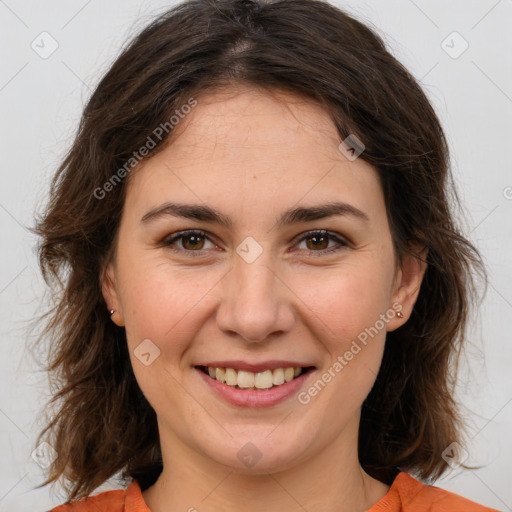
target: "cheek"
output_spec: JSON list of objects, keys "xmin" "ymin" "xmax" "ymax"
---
[
  {"xmin": 291, "ymin": 259, "xmax": 394, "ymax": 344},
  {"xmin": 118, "ymin": 251, "xmax": 222, "ymax": 354},
  {"xmin": 294, "ymin": 269, "xmax": 391, "ymax": 414},
  {"xmin": 290, "ymin": 256, "xmax": 395, "ymax": 410},
  {"xmin": 118, "ymin": 235, "xmax": 395, "ymax": 360}
]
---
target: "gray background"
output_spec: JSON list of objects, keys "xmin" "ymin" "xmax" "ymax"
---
[{"xmin": 0, "ymin": 0, "xmax": 511, "ymax": 510}]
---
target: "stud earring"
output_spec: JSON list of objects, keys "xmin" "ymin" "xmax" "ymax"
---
[
  {"xmin": 396, "ymin": 310, "xmax": 404, "ymax": 318},
  {"xmin": 110, "ymin": 309, "xmax": 116, "ymax": 316}
]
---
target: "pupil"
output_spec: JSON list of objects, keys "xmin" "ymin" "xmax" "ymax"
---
[
  {"xmin": 184, "ymin": 235, "xmax": 203, "ymax": 250},
  {"xmin": 308, "ymin": 235, "xmax": 327, "ymax": 250}
]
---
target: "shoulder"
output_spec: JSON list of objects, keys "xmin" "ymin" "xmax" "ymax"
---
[
  {"xmin": 48, "ymin": 480, "xmax": 147, "ymax": 512},
  {"xmin": 49, "ymin": 488, "xmax": 125, "ymax": 512},
  {"xmin": 371, "ymin": 472, "xmax": 500, "ymax": 512}
]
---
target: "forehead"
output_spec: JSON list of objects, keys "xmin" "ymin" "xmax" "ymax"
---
[
  {"xmin": 170, "ymin": 85, "xmax": 340, "ymax": 152},
  {"xmin": 124, "ymin": 85, "xmax": 385, "ymax": 226}
]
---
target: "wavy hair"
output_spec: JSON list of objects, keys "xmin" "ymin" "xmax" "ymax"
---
[{"xmin": 31, "ymin": 0, "xmax": 485, "ymax": 501}]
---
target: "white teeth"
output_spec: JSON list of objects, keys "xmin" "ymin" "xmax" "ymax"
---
[
  {"xmin": 237, "ymin": 370, "xmax": 255, "ymax": 389},
  {"xmin": 225, "ymin": 368, "xmax": 238, "ymax": 386},
  {"xmin": 254, "ymin": 370, "xmax": 273, "ymax": 389},
  {"xmin": 204, "ymin": 366, "xmax": 307, "ymax": 389},
  {"xmin": 272, "ymin": 368, "xmax": 284, "ymax": 385},
  {"xmin": 215, "ymin": 367, "xmax": 226, "ymax": 383},
  {"xmin": 284, "ymin": 367, "xmax": 295, "ymax": 382}
]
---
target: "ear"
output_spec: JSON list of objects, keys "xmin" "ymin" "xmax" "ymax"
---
[
  {"xmin": 101, "ymin": 261, "xmax": 125, "ymax": 327},
  {"xmin": 387, "ymin": 243, "xmax": 428, "ymax": 332}
]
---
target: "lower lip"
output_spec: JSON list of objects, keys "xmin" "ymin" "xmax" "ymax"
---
[{"xmin": 196, "ymin": 367, "xmax": 314, "ymax": 408}]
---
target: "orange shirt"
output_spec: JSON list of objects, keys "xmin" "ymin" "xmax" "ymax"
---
[{"xmin": 50, "ymin": 472, "xmax": 499, "ymax": 511}]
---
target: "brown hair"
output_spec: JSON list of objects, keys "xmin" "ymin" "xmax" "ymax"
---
[{"xmin": 31, "ymin": 0, "xmax": 485, "ymax": 502}]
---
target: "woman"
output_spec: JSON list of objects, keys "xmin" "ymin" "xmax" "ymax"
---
[{"xmin": 32, "ymin": 0, "xmax": 497, "ymax": 510}]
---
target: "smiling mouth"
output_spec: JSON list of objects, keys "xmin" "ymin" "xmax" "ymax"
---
[{"xmin": 197, "ymin": 365, "xmax": 316, "ymax": 391}]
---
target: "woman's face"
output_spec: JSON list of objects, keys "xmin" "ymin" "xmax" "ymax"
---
[{"xmin": 103, "ymin": 85, "xmax": 423, "ymax": 474}]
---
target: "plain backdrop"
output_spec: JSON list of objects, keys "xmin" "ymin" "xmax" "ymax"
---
[{"xmin": 0, "ymin": 0, "xmax": 511, "ymax": 510}]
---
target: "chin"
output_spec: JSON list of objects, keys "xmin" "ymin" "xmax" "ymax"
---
[{"xmin": 196, "ymin": 427, "xmax": 317, "ymax": 475}]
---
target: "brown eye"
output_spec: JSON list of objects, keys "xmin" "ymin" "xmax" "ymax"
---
[
  {"xmin": 295, "ymin": 230, "xmax": 348, "ymax": 256},
  {"xmin": 304, "ymin": 234, "xmax": 330, "ymax": 251},
  {"xmin": 161, "ymin": 229, "xmax": 348, "ymax": 258},
  {"xmin": 181, "ymin": 233, "xmax": 206, "ymax": 250},
  {"xmin": 162, "ymin": 230, "xmax": 216, "ymax": 256}
]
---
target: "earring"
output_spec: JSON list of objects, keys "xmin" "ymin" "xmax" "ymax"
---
[
  {"xmin": 109, "ymin": 308, "xmax": 125, "ymax": 327},
  {"xmin": 396, "ymin": 310, "xmax": 404, "ymax": 318}
]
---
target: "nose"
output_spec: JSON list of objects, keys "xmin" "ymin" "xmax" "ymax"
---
[{"xmin": 215, "ymin": 252, "xmax": 295, "ymax": 344}]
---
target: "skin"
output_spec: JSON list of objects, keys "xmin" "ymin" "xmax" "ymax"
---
[{"xmin": 102, "ymin": 84, "xmax": 427, "ymax": 512}]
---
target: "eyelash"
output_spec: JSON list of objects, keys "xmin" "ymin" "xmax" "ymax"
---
[{"xmin": 160, "ymin": 229, "xmax": 349, "ymax": 258}]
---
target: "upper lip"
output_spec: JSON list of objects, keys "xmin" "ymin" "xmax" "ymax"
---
[{"xmin": 195, "ymin": 360, "xmax": 315, "ymax": 372}]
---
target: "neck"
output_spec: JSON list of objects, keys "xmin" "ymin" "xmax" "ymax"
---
[{"xmin": 142, "ymin": 421, "xmax": 389, "ymax": 512}]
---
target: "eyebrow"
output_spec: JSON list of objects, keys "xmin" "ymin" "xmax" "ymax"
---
[{"xmin": 140, "ymin": 201, "xmax": 370, "ymax": 228}]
